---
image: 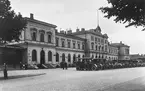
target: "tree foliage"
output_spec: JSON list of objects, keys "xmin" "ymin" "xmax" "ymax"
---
[
  {"xmin": 0, "ymin": 0, "xmax": 27, "ymax": 43},
  {"xmin": 100, "ymin": 0, "xmax": 145, "ymax": 30}
]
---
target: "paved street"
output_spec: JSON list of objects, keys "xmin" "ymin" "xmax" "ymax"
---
[{"xmin": 1, "ymin": 67, "xmax": 145, "ymax": 91}]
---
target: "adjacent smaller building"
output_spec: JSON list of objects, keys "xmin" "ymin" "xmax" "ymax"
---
[
  {"xmin": 110, "ymin": 41, "xmax": 130, "ymax": 60},
  {"xmin": 130, "ymin": 54, "xmax": 145, "ymax": 61}
]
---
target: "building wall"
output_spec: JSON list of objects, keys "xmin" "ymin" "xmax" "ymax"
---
[
  {"xmin": 24, "ymin": 21, "xmax": 56, "ymax": 45},
  {"xmin": 27, "ymin": 45, "xmax": 56, "ymax": 64},
  {"xmin": 17, "ymin": 16, "xmax": 130, "ymax": 65},
  {"xmin": 55, "ymin": 33, "xmax": 85, "ymax": 64},
  {"xmin": 56, "ymin": 49, "xmax": 84, "ymax": 64},
  {"xmin": 21, "ymin": 18, "xmax": 57, "ymax": 65},
  {"xmin": 118, "ymin": 46, "xmax": 130, "ymax": 60}
]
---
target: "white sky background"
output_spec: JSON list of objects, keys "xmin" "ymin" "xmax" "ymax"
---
[{"xmin": 10, "ymin": 0, "xmax": 145, "ymax": 54}]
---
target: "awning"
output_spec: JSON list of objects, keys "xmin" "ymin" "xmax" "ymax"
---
[{"xmin": 0, "ymin": 45, "xmax": 25, "ymax": 49}]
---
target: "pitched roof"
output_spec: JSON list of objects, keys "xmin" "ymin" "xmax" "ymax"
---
[
  {"xmin": 56, "ymin": 32, "xmax": 85, "ymax": 41},
  {"xmin": 25, "ymin": 17, "xmax": 57, "ymax": 28},
  {"xmin": 110, "ymin": 43, "xmax": 129, "ymax": 47},
  {"xmin": 72, "ymin": 28, "xmax": 108, "ymax": 38}
]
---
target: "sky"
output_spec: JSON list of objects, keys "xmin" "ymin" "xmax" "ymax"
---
[{"xmin": 10, "ymin": 0, "xmax": 145, "ymax": 54}]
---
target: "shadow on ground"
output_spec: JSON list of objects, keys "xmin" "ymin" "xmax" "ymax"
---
[
  {"xmin": 0, "ymin": 73, "xmax": 46, "ymax": 80},
  {"xmin": 98, "ymin": 76, "xmax": 145, "ymax": 91}
]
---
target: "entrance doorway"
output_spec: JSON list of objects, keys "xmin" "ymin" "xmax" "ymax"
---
[
  {"xmin": 40, "ymin": 50, "xmax": 45, "ymax": 64},
  {"xmin": 62, "ymin": 53, "xmax": 65, "ymax": 62}
]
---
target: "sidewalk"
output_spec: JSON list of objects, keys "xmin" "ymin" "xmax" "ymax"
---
[{"xmin": 0, "ymin": 69, "xmax": 46, "ymax": 80}]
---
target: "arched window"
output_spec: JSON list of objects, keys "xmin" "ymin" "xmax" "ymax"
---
[
  {"xmin": 40, "ymin": 33, "xmax": 44, "ymax": 42},
  {"xmin": 96, "ymin": 55, "xmax": 97, "ymax": 58},
  {"xmin": 78, "ymin": 54, "xmax": 80, "ymax": 61},
  {"xmin": 73, "ymin": 54, "xmax": 76, "ymax": 63},
  {"xmin": 92, "ymin": 55, "xmax": 94, "ymax": 58},
  {"xmin": 32, "ymin": 50, "xmax": 37, "ymax": 61},
  {"xmin": 68, "ymin": 54, "xmax": 71, "ymax": 62},
  {"xmin": 82, "ymin": 55, "xmax": 85, "ymax": 62},
  {"xmin": 48, "ymin": 51, "xmax": 52, "ymax": 61},
  {"xmin": 62, "ymin": 53, "xmax": 65, "ymax": 62},
  {"xmin": 40, "ymin": 50, "xmax": 45, "ymax": 64},
  {"xmin": 56, "ymin": 53, "xmax": 59, "ymax": 62}
]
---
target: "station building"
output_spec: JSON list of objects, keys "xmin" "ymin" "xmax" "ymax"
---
[{"xmin": 3, "ymin": 14, "xmax": 130, "ymax": 66}]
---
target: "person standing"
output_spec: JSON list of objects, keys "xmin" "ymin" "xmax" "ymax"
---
[
  {"xmin": 60, "ymin": 61, "xmax": 64, "ymax": 70},
  {"xmin": 20, "ymin": 62, "xmax": 22, "ymax": 69},
  {"xmin": 3, "ymin": 63, "xmax": 8, "ymax": 79},
  {"xmin": 64, "ymin": 61, "xmax": 68, "ymax": 70}
]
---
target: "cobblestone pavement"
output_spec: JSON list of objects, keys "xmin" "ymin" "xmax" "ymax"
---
[{"xmin": 1, "ymin": 67, "xmax": 145, "ymax": 91}]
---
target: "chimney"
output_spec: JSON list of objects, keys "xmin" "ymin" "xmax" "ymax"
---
[
  {"xmin": 81, "ymin": 28, "xmax": 85, "ymax": 31},
  {"xmin": 120, "ymin": 41, "xmax": 122, "ymax": 44},
  {"xmin": 30, "ymin": 13, "xmax": 34, "ymax": 19},
  {"xmin": 76, "ymin": 28, "xmax": 80, "ymax": 32},
  {"xmin": 60, "ymin": 30, "xmax": 65, "ymax": 34},
  {"xmin": 67, "ymin": 29, "xmax": 72, "ymax": 34}
]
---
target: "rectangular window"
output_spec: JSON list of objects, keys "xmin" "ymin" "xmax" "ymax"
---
[
  {"xmin": 101, "ymin": 39, "xmax": 104, "ymax": 44},
  {"xmin": 56, "ymin": 38, "xmax": 59, "ymax": 47},
  {"xmin": 32, "ymin": 32, "xmax": 36, "ymax": 41},
  {"xmin": 40, "ymin": 33, "xmax": 44, "ymax": 42},
  {"xmin": 95, "ymin": 37, "xmax": 97, "ymax": 43},
  {"xmin": 67, "ymin": 41, "xmax": 71, "ymax": 48},
  {"xmin": 82, "ymin": 44, "xmax": 84, "ymax": 50},
  {"xmin": 91, "ymin": 42, "xmax": 94, "ymax": 50},
  {"xmin": 61, "ymin": 39, "xmax": 65, "ymax": 47},
  {"xmin": 48, "ymin": 34, "xmax": 51, "ymax": 43},
  {"xmin": 105, "ymin": 45, "xmax": 107, "ymax": 52},
  {"xmin": 98, "ymin": 38, "xmax": 100, "ymax": 43},
  {"xmin": 78, "ymin": 43, "xmax": 80, "ymax": 49},
  {"xmin": 73, "ymin": 42, "xmax": 76, "ymax": 49},
  {"xmin": 91, "ymin": 36, "xmax": 94, "ymax": 41},
  {"xmin": 105, "ymin": 40, "xmax": 107, "ymax": 44}
]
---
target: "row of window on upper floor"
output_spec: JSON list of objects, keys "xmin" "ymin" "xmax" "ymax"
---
[
  {"xmin": 108, "ymin": 48, "xmax": 118, "ymax": 54},
  {"xmin": 91, "ymin": 36, "xmax": 108, "ymax": 44},
  {"xmin": 55, "ymin": 37, "xmax": 85, "ymax": 50},
  {"xmin": 31, "ymin": 30, "xmax": 52, "ymax": 43},
  {"xmin": 125, "ymin": 49, "xmax": 129, "ymax": 55},
  {"xmin": 91, "ymin": 42, "xmax": 108, "ymax": 52}
]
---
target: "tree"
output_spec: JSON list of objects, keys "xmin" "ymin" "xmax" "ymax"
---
[
  {"xmin": 0, "ymin": 0, "xmax": 27, "ymax": 43},
  {"xmin": 100, "ymin": 0, "xmax": 145, "ymax": 30},
  {"xmin": 0, "ymin": 0, "xmax": 27, "ymax": 79}
]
